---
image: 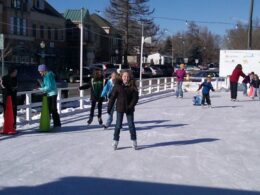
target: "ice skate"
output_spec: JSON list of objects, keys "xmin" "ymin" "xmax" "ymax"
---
[
  {"xmin": 112, "ymin": 141, "xmax": 118, "ymax": 150},
  {"xmin": 132, "ymin": 140, "xmax": 137, "ymax": 150},
  {"xmin": 98, "ymin": 118, "xmax": 103, "ymax": 125},
  {"xmin": 87, "ymin": 117, "xmax": 93, "ymax": 125}
]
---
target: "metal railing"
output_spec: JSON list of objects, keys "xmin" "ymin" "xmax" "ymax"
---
[{"xmin": 17, "ymin": 76, "xmax": 229, "ymax": 122}]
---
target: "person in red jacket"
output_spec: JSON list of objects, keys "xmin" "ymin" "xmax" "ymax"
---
[{"xmin": 229, "ymin": 64, "xmax": 246, "ymax": 101}]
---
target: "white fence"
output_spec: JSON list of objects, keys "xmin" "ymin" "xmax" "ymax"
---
[{"xmin": 17, "ymin": 77, "xmax": 229, "ymax": 122}]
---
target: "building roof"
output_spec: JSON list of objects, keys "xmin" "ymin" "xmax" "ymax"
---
[
  {"xmin": 91, "ymin": 14, "xmax": 121, "ymax": 35},
  {"xmin": 90, "ymin": 14, "xmax": 113, "ymax": 29},
  {"xmin": 63, "ymin": 9, "xmax": 89, "ymax": 22},
  {"xmin": 32, "ymin": 1, "xmax": 64, "ymax": 19}
]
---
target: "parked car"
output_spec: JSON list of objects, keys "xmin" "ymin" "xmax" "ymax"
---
[
  {"xmin": 189, "ymin": 70, "xmax": 220, "ymax": 82},
  {"xmin": 152, "ymin": 65, "xmax": 174, "ymax": 77},
  {"xmin": 194, "ymin": 70, "xmax": 219, "ymax": 78},
  {"xmin": 149, "ymin": 66, "xmax": 164, "ymax": 77},
  {"xmin": 130, "ymin": 67, "xmax": 140, "ymax": 78},
  {"xmin": 142, "ymin": 67, "xmax": 153, "ymax": 78},
  {"xmin": 89, "ymin": 63, "xmax": 117, "ymax": 78},
  {"xmin": 65, "ymin": 67, "xmax": 92, "ymax": 83},
  {"xmin": 114, "ymin": 64, "xmax": 131, "ymax": 73},
  {"xmin": 130, "ymin": 67, "xmax": 153, "ymax": 78}
]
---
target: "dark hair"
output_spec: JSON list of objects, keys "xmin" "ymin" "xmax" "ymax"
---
[
  {"xmin": 8, "ymin": 66, "xmax": 17, "ymax": 75},
  {"xmin": 92, "ymin": 69, "xmax": 103, "ymax": 80},
  {"xmin": 235, "ymin": 64, "xmax": 243, "ymax": 70}
]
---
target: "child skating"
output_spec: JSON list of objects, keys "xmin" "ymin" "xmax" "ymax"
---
[
  {"xmin": 197, "ymin": 76, "xmax": 215, "ymax": 108},
  {"xmin": 108, "ymin": 70, "xmax": 139, "ymax": 150},
  {"xmin": 79, "ymin": 69, "xmax": 105, "ymax": 125},
  {"xmin": 101, "ymin": 71, "xmax": 118, "ymax": 129}
]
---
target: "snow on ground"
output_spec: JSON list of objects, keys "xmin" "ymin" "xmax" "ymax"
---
[{"xmin": 0, "ymin": 91, "xmax": 260, "ymax": 195}]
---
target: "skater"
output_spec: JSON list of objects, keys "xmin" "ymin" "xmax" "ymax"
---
[
  {"xmin": 242, "ymin": 72, "xmax": 254, "ymax": 96},
  {"xmin": 197, "ymin": 76, "xmax": 215, "ymax": 107},
  {"xmin": 101, "ymin": 71, "xmax": 118, "ymax": 129},
  {"xmin": 108, "ymin": 70, "xmax": 139, "ymax": 150},
  {"xmin": 79, "ymin": 69, "xmax": 105, "ymax": 125},
  {"xmin": 38, "ymin": 64, "xmax": 61, "ymax": 128},
  {"xmin": 175, "ymin": 63, "xmax": 186, "ymax": 98},
  {"xmin": 1, "ymin": 67, "xmax": 18, "ymax": 128},
  {"xmin": 229, "ymin": 64, "xmax": 246, "ymax": 101},
  {"xmin": 250, "ymin": 74, "xmax": 260, "ymax": 100}
]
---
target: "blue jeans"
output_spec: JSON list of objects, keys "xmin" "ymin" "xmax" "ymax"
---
[
  {"xmin": 253, "ymin": 87, "xmax": 260, "ymax": 98},
  {"xmin": 114, "ymin": 112, "xmax": 136, "ymax": 141},
  {"xmin": 242, "ymin": 83, "xmax": 248, "ymax": 96},
  {"xmin": 106, "ymin": 105, "xmax": 115, "ymax": 127},
  {"xmin": 176, "ymin": 81, "xmax": 183, "ymax": 97}
]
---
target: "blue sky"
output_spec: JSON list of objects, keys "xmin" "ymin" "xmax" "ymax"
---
[{"xmin": 47, "ymin": 0, "xmax": 260, "ymax": 35}]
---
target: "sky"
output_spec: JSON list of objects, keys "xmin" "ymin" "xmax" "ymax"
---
[{"xmin": 47, "ymin": 0, "xmax": 260, "ymax": 36}]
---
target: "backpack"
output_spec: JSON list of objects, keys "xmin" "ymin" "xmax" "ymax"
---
[{"xmin": 193, "ymin": 95, "xmax": 202, "ymax": 106}]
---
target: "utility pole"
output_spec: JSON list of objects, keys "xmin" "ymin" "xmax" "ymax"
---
[
  {"xmin": 79, "ymin": 8, "xmax": 84, "ymax": 109},
  {"xmin": 248, "ymin": 0, "xmax": 254, "ymax": 50}
]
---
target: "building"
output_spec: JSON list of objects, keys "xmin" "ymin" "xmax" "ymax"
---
[
  {"xmin": 63, "ymin": 10, "xmax": 123, "ymax": 70},
  {"xmin": 0, "ymin": 0, "xmax": 66, "ymax": 73},
  {"xmin": 90, "ymin": 13, "xmax": 122, "ymax": 64},
  {"xmin": 63, "ymin": 8, "xmax": 95, "ymax": 69}
]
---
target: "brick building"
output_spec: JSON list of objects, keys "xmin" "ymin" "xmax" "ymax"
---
[{"xmin": 0, "ymin": 0, "xmax": 66, "ymax": 73}]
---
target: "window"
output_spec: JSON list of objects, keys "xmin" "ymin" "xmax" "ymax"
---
[
  {"xmin": 32, "ymin": 24, "xmax": 37, "ymax": 37},
  {"xmin": 13, "ymin": 17, "xmax": 17, "ymax": 35},
  {"xmin": 11, "ymin": 0, "xmax": 22, "ymax": 9},
  {"xmin": 23, "ymin": 19, "xmax": 27, "ymax": 36},
  {"xmin": 40, "ymin": 25, "xmax": 44, "ymax": 39},
  {"xmin": 48, "ymin": 27, "xmax": 52, "ymax": 40},
  {"xmin": 55, "ymin": 29, "xmax": 58, "ymax": 40}
]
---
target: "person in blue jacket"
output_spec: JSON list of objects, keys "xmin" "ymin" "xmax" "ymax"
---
[
  {"xmin": 101, "ymin": 71, "xmax": 118, "ymax": 129},
  {"xmin": 197, "ymin": 76, "xmax": 215, "ymax": 107},
  {"xmin": 38, "ymin": 64, "xmax": 61, "ymax": 127}
]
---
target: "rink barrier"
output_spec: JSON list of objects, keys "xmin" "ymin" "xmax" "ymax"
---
[{"xmin": 17, "ymin": 77, "xmax": 229, "ymax": 122}]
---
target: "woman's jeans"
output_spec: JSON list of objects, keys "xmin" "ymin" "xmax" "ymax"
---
[
  {"xmin": 106, "ymin": 105, "xmax": 115, "ymax": 127},
  {"xmin": 176, "ymin": 81, "xmax": 183, "ymax": 97},
  {"xmin": 253, "ymin": 87, "xmax": 260, "ymax": 98},
  {"xmin": 114, "ymin": 112, "xmax": 136, "ymax": 141},
  {"xmin": 242, "ymin": 83, "xmax": 248, "ymax": 96}
]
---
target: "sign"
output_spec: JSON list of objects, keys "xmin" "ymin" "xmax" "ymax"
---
[
  {"xmin": 219, "ymin": 50, "xmax": 260, "ymax": 77},
  {"xmin": 0, "ymin": 34, "xmax": 4, "ymax": 50}
]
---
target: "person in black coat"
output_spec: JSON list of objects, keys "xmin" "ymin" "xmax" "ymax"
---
[
  {"xmin": 1, "ymin": 67, "xmax": 18, "ymax": 128},
  {"xmin": 108, "ymin": 70, "xmax": 139, "ymax": 150},
  {"xmin": 79, "ymin": 69, "xmax": 105, "ymax": 125}
]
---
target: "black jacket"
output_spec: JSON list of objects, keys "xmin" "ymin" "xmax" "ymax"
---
[
  {"xmin": 1, "ymin": 75, "xmax": 17, "ymax": 104},
  {"xmin": 108, "ymin": 83, "xmax": 139, "ymax": 114},
  {"xmin": 79, "ymin": 78, "xmax": 105, "ymax": 101}
]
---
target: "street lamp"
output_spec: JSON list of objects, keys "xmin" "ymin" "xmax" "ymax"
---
[
  {"xmin": 40, "ymin": 41, "xmax": 46, "ymax": 64},
  {"xmin": 195, "ymin": 59, "xmax": 199, "ymax": 66},
  {"xmin": 115, "ymin": 49, "xmax": 119, "ymax": 64}
]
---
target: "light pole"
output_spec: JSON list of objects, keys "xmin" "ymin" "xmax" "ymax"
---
[
  {"xmin": 115, "ymin": 49, "xmax": 119, "ymax": 64},
  {"xmin": 79, "ymin": 8, "xmax": 84, "ymax": 109},
  {"xmin": 40, "ymin": 41, "xmax": 45, "ymax": 64},
  {"xmin": 195, "ymin": 59, "xmax": 199, "ymax": 67},
  {"xmin": 139, "ymin": 22, "xmax": 151, "ymax": 92},
  {"xmin": 248, "ymin": 0, "xmax": 254, "ymax": 49}
]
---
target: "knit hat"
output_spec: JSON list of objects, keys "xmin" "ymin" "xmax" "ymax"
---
[{"xmin": 38, "ymin": 64, "xmax": 47, "ymax": 72}]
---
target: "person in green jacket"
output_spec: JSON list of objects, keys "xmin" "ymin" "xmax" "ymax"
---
[{"xmin": 38, "ymin": 64, "xmax": 61, "ymax": 127}]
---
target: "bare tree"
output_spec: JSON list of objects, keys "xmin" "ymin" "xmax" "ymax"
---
[{"xmin": 105, "ymin": 0, "xmax": 159, "ymax": 64}]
